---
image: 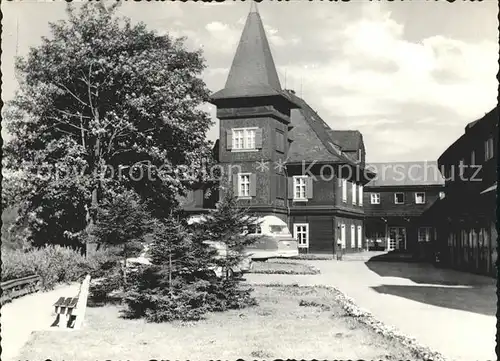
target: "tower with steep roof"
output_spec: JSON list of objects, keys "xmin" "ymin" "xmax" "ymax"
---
[{"xmin": 211, "ymin": 3, "xmax": 297, "ymax": 220}]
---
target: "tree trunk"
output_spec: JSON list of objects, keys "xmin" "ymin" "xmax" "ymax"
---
[{"xmin": 85, "ymin": 136, "xmax": 101, "ymax": 257}]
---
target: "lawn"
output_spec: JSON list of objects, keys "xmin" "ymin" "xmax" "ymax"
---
[
  {"xmin": 249, "ymin": 260, "xmax": 319, "ymax": 274},
  {"xmin": 19, "ymin": 285, "xmax": 419, "ymax": 360}
]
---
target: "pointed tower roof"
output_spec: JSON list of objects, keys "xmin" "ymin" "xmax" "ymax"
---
[{"xmin": 212, "ymin": 3, "xmax": 288, "ymax": 101}]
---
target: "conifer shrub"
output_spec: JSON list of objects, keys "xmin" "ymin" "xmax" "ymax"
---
[{"xmin": 123, "ymin": 190, "xmax": 260, "ymax": 322}]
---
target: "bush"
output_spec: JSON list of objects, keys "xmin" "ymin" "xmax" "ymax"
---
[
  {"xmin": 1, "ymin": 245, "xmax": 119, "ymax": 290},
  {"xmin": 123, "ymin": 265, "xmax": 257, "ymax": 322}
]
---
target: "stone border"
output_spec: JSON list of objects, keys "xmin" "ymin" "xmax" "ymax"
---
[
  {"xmin": 261, "ymin": 282, "xmax": 447, "ymax": 361},
  {"xmin": 324, "ymin": 285, "xmax": 448, "ymax": 361}
]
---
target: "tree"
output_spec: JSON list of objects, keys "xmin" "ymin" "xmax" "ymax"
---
[
  {"xmin": 3, "ymin": 2, "xmax": 214, "ymax": 249},
  {"xmin": 149, "ymin": 214, "xmax": 218, "ymax": 295},
  {"xmin": 201, "ymin": 188, "xmax": 261, "ymax": 279},
  {"xmin": 90, "ymin": 190, "xmax": 150, "ymax": 285}
]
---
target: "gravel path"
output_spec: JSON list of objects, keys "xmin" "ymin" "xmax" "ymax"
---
[
  {"xmin": 1, "ymin": 282, "xmax": 80, "ymax": 361},
  {"xmin": 245, "ymin": 260, "xmax": 496, "ymax": 361}
]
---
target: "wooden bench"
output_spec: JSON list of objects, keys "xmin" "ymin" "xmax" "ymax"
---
[{"xmin": 53, "ymin": 274, "xmax": 90, "ymax": 329}]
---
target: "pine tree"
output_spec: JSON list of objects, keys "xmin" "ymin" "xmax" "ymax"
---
[
  {"xmin": 90, "ymin": 190, "xmax": 150, "ymax": 285},
  {"xmin": 201, "ymin": 188, "xmax": 260, "ymax": 279}
]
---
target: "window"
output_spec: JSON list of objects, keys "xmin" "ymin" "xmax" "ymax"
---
[
  {"xmin": 485, "ymin": 137, "xmax": 494, "ymax": 160},
  {"xmin": 357, "ymin": 225, "xmax": 363, "ymax": 249},
  {"xmin": 341, "ymin": 178, "xmax": 347, "ymax": 203},
  {"xmin": 270, "ymin": 225, "xmax": 288, "ymax": 234},
  {"xmin": 247, "ymin": 224, "xmax": 262, "ymax": 235},
  {"xmin": 459, "ymin": 159, "xmax": 465, "ymax": 177},
  {"xmin": 294, "ymin": 224, "xmax": 309, "ymax": 248},
  {"xmin": 394, "ymin": 193, "xmax": 404, "ymax": 204},
  {"xmin": 358, "ymin": 185, "xmax": 363, "ymax": 206},
  {"xmin": 238, "ymin": 173, "xmax": 251, "ymax": 197},
  {"xmin": 418, "ymin": 227, "xmax": 432, "ymax": 242},
  {"xmin": 370, "ymin": 193, "xmax": 380, "ymax": 204},
  {"xmin": 293, "ymin": 176, "xmax": 308, "ymax": 200},
  {"xmin": 352, "ymin": 183, "xmax": 357, "ymax": 205},
  {"xmin": 232, "ymin": 128, "xmax": 257, "ymax": 150},
  {"xmin": 415, "ymin": 192, "xmax": 425, "ymax": 204},
  {"xmin": 350, "ymin": 224, "xmax": 355, "ymax": 248}
]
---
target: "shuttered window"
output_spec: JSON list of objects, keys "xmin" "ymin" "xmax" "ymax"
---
[
  {"xmin": 233, "ymin": 173, "xmax": 257, "ymax": 198},
  {"xmin": 291, "ymin": 176, "xmax": 313, "ymax": 201},
  {"xmin": 227, "ymin": 127, "xmax": 262, "ymax": 150}
]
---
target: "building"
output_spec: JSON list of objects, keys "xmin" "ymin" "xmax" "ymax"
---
[
  {"xmin": 364, "ymin": 162, "xmax": 445, "ymax": 259},
  {"xmin": 204, "ymin": 4, "xmax": 374, "ymax": 254},
  {"xmin": 430, "ymin": 107, "xmax": 498, "ymax": 276}
]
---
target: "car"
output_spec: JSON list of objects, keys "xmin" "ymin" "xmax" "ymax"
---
[
  {"xmin": 244, "ymin": 215, "xmax": 299, "ymax": 261},
  {"xmin": 187, "ymin": 214, "xmax": 299, "ymax": 262}
]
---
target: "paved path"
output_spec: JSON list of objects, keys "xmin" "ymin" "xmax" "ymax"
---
[
  {"xmin": 1, "ymin": 282, "xmax": 80, "ymax": 361},
  {"xmin": 247, "ymin": 260, "xmax": 496, "ymax": 361}
]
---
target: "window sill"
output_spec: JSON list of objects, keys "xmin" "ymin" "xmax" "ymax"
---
[
  {"xmin": 293, "ymin": 198, "xmax": 308, "ymax": 202},
  {"xmin": 237, "ymin": 196, "xmax": 252, "ymax": 200}
]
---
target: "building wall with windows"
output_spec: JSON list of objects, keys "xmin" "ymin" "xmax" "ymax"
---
[
  {"xmin": 363, "ymin": 161, "xmax": 445, "ymax": 257},
  {"xmin": 432, "ymin": 106, "xmax": 497, "ymax": 277},
  {"xmin": 185, "ymin": 5, "xmax": 374, "ymax": 255}
]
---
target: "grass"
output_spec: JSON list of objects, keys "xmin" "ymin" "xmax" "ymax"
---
[
  {"xmin": 19, "ymin": 285, "xmax": 420, "ymax": 360},
  {"xmin": 250, "ymin": 260, "xmax": 320, "ymax": 275}
]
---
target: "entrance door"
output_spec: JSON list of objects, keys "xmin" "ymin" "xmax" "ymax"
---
[{"xmin": 388, "ymin": 227, "xmax": 406, "ymax": 251}]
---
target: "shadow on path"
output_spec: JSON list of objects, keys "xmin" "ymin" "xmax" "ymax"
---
[
  {"xmin": 365, "ymin": 260, "xmax": 495, "ymax": 286},
  {"xmin": 371, "ymin": 284, "xmax": 496, "ymax": 316}
]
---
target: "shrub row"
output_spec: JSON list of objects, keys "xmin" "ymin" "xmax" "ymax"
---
[{"xmin": 1, "ymin": 245, "xmax": 119, "ymax": 290}]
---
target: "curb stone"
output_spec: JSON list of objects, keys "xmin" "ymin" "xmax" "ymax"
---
[{"xmin": 315, "ymin": 284, "xmax": 448, "ymax": 361}]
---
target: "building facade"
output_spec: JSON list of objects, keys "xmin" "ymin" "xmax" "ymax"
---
[
  {"xmin": 207, "ymin": 5, "xmax": 373, "ymax": 255},
  {"xmin": 364, "ymin": 162, "xmax": 445, "ymax": 259},
  {"xmin": 430, "ymin": 107, "xmax": 498, "ymax": 276}
]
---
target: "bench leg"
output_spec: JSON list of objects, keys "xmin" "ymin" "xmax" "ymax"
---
[{"xmin": 58, "ymin": 313, "xmax": 69, "ymax": 328}]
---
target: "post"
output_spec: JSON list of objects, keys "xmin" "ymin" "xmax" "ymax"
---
[{"xmin": 73, "ymin": 275, "xmax": 91, "ymax": 330}]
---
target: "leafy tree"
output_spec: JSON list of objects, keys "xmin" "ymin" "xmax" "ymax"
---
[
  {"xmin": 90, "ymin": 190, "xmax": 150, "ymax": 284},
  {"xmin": 3, "ymin": 2, "xmax": 213, "ymax": 250}
]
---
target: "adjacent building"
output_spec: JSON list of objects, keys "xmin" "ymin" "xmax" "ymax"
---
[
  {"xmin": 430, "ymin": 107, "xmax": 498, "ymax": 276},
  {"xmin": 364, "ymin": 162, "xmax": 445, "ymax": 259}
]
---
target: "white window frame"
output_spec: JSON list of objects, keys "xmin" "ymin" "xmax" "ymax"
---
[
  {"xmin": 232, "ymin": 127, "xmax": 258, "ymax": 151},
  {"xmin": 415, "ymin": 192, "xmax": 425, "ymax": 204},
  {"xmin": 293, "ymin": 223, "xmax": 309, "ymax": 248},
  {"xmin": 394, "ymin": 192, "xmax": 405, "ymax": 204},
  {"xmin": 370, "ymin": 193, "xmax": 380, "ymax": 204},
  {"xmin": 340, "ymin": 223, "xmax": 346, "ymax": 248},
  {"xmin": 357, "ymin": 225, "xmax": 362, "ymax": 249},
  {"xmin": 341, "ymin": 178, "xmax": 347, "ymax": 203},
  {"xmin": 352, "ymin": 183, "xmax": 357, "ymax": 205},
  {"xmin": 358, "ymin": 185, "xmax": 363, "ymax": 206},
  {"xmin": 238, "ymin": 173, "xmax": 251, "ymax": 198},
  {"xmin": 418, "ymin": 227, "xmax": 432, "ymax": 243},
  {"xmin": 485, "ymin": 137, "xmax": 494, "ymax": 160},
  {"xmin": 293, "ymin": 176, "xmax": 308, "ymax": 201},
  {"xmin": 350, "ymin": 224, "xmax": 355, "ymax": 248},
  {"xmin": 459, "ymin": 159, "xmax": 465, "ymax": 177}
]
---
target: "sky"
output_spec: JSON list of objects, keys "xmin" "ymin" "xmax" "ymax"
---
[{"xmin": 1, "ymin": 0, "xmax": 498, "ymax": 162}]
